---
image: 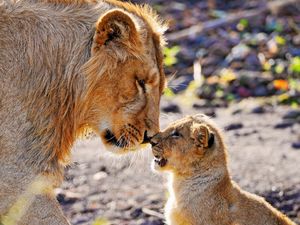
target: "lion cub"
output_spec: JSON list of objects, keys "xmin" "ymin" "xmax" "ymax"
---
[{"xmin": 151, "ymin": 114, "xmax": 296, "ymax": 225}]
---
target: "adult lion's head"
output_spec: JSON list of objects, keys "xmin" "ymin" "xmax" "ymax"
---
[{"xmin": 82, "ymin": 2, "xmax": 167, "ymax": 154}]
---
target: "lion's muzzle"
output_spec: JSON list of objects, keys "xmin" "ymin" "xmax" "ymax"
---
[{"xmin": 104, "ymin": 129, "xmax": 127, "ymax": 148}]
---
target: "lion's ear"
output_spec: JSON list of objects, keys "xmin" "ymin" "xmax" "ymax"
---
[
  {"xmin": 92, "ymin": 9, "xmax": 141, "ymax": 54},
  {"xmin": 191, "ymin": 123, "xmax": 215, "ymax": 149}
]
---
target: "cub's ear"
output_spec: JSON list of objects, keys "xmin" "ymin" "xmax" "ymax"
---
[
  {"xmin": 92, "ymin": 9, "xmax": 141, "ymax": 54},
  {"xmin": 191, "ymin": 123, "xmax": 215, "ymax": 149}
]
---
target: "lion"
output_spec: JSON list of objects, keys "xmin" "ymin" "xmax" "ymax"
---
[
  {"xmin": 151, "ymin": 114, "xmax": 296, "ymax": 225},
  {"xmin": 0, "ymin": 0, "xmax": 167, "ymax": 224}
]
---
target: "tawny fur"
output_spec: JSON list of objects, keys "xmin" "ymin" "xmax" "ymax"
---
[
  {"xmin": 0, "ymin": 0, "xmax": 166, "ymax": 224},
  {"xmin": 151, "ymin": 115, "xmax": 296, "ymax": 225}
]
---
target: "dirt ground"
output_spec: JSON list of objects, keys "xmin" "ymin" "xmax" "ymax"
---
[{"xmin": 59, "ymin": 98, "xmax": 300, "ymax": 225}]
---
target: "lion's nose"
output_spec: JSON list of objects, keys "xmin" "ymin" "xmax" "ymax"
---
[{"xmin": 142, "ymin": 131, "xmax": 151, "ymax": 144}]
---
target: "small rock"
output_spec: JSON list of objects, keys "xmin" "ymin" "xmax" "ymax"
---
[
  {"xmin": 196, "ymin": 84, "xmax": 217, "ymax": 100},
  {"xmin": 202, "ymin": 108, "xmax": 216, "ymax": 118},
  {"xmin": 115, "ymin": 201, "xmax": 132, "ymax": 211},
  {"xmin": 130, "ymin": 208, "xmax": 143, "ymax": 218},
  {"xmin": 161, "ymin": 102, "xmax": 181, "ymax": 114},
  {"xmin": 292, "ymin": 142, "xmax": 300, "ymax": 149},
  {"xmin": 226, "ymin": 43, "xmax": 250, "ymax": 62},
  {"xmin": 140, "ymin": 220, "xmax": 164, "ymax": 225},
  {"xmin": 237, "ymin": 86, "xmax": 251, "ymax": 98},
  {"xmin": 253, "ymin": 32, "xmax": 268, "ymax": 45},
  {"xmin": 253, "ymin": 86, "xmax": 269, "ymax": 97},
  {"xmin": 73, "ymin": 175, "xmax": 87, "ymax": 186},
  {"xmin": 57, "ymin": 191, "xmax": 81, "ymax": 205},
  {"xmin": 267, "ymin": 38, "xmax": 278, "ymax": 55},
  {"xmin": 225, "ymin": 123, "xmax": 243, "ymax": 131},
  {"xmin": 201, "ymin": 56, "xmax": 221, "ymax": 67},
  {"xmin": 202, "ymin": 66, "xmax": 216, "ymax": 76},
  {"xmin": 72, "ymin": 202, "xmax": 85, "ymax": 212},
  {"xmin": 290, "ymin": 47, "xmax": 300, "ymax": 57},
  {"xmin": 230, "ymin": 60, "xmax": 244, "ymax": 70},
  {"xmin": 245, "ymin": 53, "xmax": 261, "ymax": 70},
  {"xmin": 251, "ymin": 106, "xmax": 265, "ymax": 114},
  {"xmin": 72, "ymin": 215, "xmax": 90, "ymax": 225},
  {"xmin": 280, "ymin": 202, "xmax": 294, "ymax": 212},
  {"xmin": 282, "ymin": 110, "xmax": 300, "ymax": 120},
  {"xmin": 93, "ymin": 171, "xmax": 108, "ymax": 181},
  {"xmin": 210, "ymin": 42, "xmax": 231, "ymax": 57},
  {"xmin": 293, "ymin": 34, "xmax": 300, "ymax": 45},
  {"xmin": 232, "ymin": 109, "xmax": 242, "ymax": 115},
  {"xmin": 192, "ymin": 100, "xmax": 207, "ymax": 109},
  {"xmin": 274, "ymin": 121, "xmax": 294, "ymax": 129}
]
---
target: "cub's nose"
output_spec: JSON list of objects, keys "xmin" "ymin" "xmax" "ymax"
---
[{"xmin": 149, "ymin": 133, "xmax": 160, "ymax": 147}]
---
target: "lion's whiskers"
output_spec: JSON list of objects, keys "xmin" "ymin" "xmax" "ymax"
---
[{"xmin": 160, "ymin": 113, "xmax": 170, "ymax": 119}]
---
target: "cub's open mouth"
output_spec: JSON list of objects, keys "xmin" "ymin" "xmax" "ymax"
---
[{"xmin": 154, "ymin": 157, "xmax": 168, "ymax": 167}]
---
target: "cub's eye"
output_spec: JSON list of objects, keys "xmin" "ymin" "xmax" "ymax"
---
[
  {"xmin": 137, "ymin": 79, "xmax": 146, "ymax": 93},
  {"xmin": 171, "ymin": 130, "xmax": 181, "ymax": 138}
]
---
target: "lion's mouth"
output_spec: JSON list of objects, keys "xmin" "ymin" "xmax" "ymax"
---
[
  {"xmin": 154, "ymin": 156, "xmax": 168, "ymax": 167},
  {"xmin": 104, "ymin": 129, "xmax": 127, "ymax": 148},
  {"xmin": 104, "ymin": 129, "xmax": 149, "ymax": 149}
]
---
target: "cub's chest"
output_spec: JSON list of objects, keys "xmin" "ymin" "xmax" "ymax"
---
[
  {"xmin": 169, "ymin": 211, "xmax": 192, "ymax": 225},
  {"xmin": 165, "ymin": 200, "xmax": 193, "ymax": 225}
]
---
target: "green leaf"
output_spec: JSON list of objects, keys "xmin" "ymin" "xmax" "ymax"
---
[
  {"xmin": 289, "ymin": 78, "xmax": 300, "ymax": 91},
  {"xmin": 291, "ymin": 101, "xmax": 299, "ymax": 108},
  {"xmin": 278, "ymin": 93, "xmax": 289, "ymax": 102},
  {"xmin": 274, "ymin": 63, "xmax": 284, "ymax": 74},
  {"xmin": 216, "ymin": 89, "xmax": 224, "ymax": 98},
  {"xmin": 263, "ymin": 61, "xmax": 271, "ymax": 71},
  {"xmin": 289, "ymin": 56, "xmax": 300, "ymax": 74},
  {"xmin": 275, "ymin": 35, "xmax": 286, "ymax": 45},
  {"xmin": 225, "ymin": 93, "xmax": 235, "ymax": 102},
  {"xmin": 92, "ymin": 218, "xmax": 111, "ymax": 225},
  {"xmin": 275, "ymin": 23, "xmax": 283, "ymax": 33},
  {"xmin": 164, "ymin": 56, "xmax": 177, "ymax": 67},
  {"xmin": 163, "ymin": 87, "xmax": 175, "ymax": 98},
  {"xmin": 239, "ymin": 19, "xmax": 249, "ymax": 27},
  {"xmin": 237, "ymin": 18, "xmax": 249, "ymax": 31},
  {"xmin": 163, "ymin": 46, "xmax": 180, "ymax": 67},
  {"xmin": 186, "ymin": 80, "xmax": 200, "ymax": 93}
]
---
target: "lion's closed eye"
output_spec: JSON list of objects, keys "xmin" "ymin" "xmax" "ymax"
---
[{"xmin": 136, "ymin": 78, "xmax": 146, "ymax": 93}]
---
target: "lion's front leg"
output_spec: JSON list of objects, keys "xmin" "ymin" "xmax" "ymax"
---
[
  {"xmin": 1, "ymin": 174, "xmax": 69, "ymax": 225},
  {"xmin": 19, "ymin": 194, "xmax": 70, "ymax": 225}
]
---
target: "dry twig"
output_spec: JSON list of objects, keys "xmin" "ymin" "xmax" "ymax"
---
[{"xmin": 166, "ymin": 0, "xmax": 299, "ymax": 41}]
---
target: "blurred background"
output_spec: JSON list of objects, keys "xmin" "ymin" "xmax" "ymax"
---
[{"xmin": 59, "ymin": 0, "xmax": 300, "ymax": 224}]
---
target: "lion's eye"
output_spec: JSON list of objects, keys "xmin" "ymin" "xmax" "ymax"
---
[
  {"xmin": 137, "ymin": 79, "xmax": 146, "ymax": 93},
  {"xmin": 171, "ymin": 130, "xmax": 181, "ymax": 138}
]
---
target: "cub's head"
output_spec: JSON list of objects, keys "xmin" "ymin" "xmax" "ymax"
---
[
  {"xmin": 83, "ymin": 4, "xmax": 167, "ymax": 154},
  {"xmin": 151, "ymin": 114, "xmax": 226, "ymax": 176}
]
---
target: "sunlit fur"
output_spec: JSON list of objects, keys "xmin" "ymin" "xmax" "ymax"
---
[
  {"xmin": 152, "ymin": 115, "xmax": 296, "ymax": 225},
  {"xmin": 0, "ymin": 0, "xmax": 166, "ymax": 223}
]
